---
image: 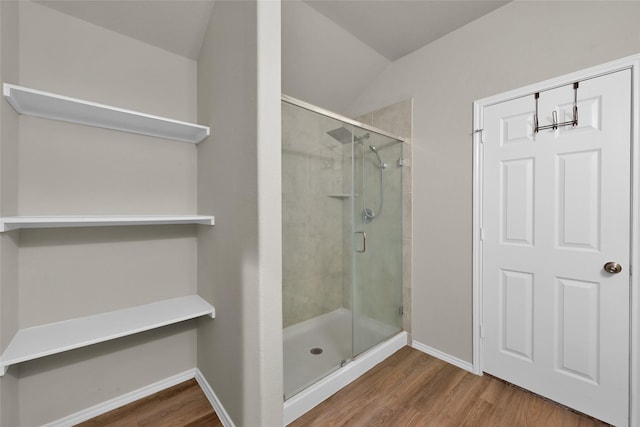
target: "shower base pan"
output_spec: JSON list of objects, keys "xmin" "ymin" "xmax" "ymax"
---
[{"xmin": 283, "ymin": 308, "xmax": 408, "ymax": 425}]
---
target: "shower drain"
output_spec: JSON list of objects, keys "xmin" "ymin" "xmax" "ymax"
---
[{"xmin": 310, "ymin": 347, "xmax": 323, "ymax": 355}]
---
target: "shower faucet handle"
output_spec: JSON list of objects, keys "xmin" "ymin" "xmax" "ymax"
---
[{"xmin": 355, "ymin": 231, "xmax": 367, "ymax": 253}]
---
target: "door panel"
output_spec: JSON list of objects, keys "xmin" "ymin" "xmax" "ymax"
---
[
  {"xmin": 556, "ymin": 277, "xmax": 600, "ymax": 384},
  {"xmin": 501, "ymin": 158, "xmax": 535, "ymax": 245},
  {"xmin": 500, "ymin": 269, "xmax": 534, "ymax": 361},
  {"xmin": 501, "ymin": 111, "xmax": 535, "ymax": 144},
  {"xmin": 482, "ymin": 69, "xmax": 631, "ymax": 426},
  {"xmin": 557, "ymin": 150, "xmax": 601, "ymax": 250}
]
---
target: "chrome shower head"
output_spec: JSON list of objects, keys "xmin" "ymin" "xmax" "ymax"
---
[
  {"xmin": 326, "ymin": 127, "xmax": 353, "ymax": 144},
  {"xmin": 326, "ymin": 128, "xmax": 370, "ymax": 144}
]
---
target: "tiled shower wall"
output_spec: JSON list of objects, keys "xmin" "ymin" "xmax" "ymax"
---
[
  {"xmin": 355, "ymin": 99, "xmax": 413, "ymax": 336},
  {"xmin": 282, "ymin": 103, "xmax": 345, "ymax": 328},
  {"xmin": 282, "ymin": 99, "xmax": 412, "ymax": 336}
]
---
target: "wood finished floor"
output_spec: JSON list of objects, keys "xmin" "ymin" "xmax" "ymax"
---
[
  {"xmin": 290, "ymin": 346, "xmax": 610, "ymax": 427},
  {"xmin": 76, "ymin": 379, "xmax": 222, "ymax": 427},
  {"xmin": 77, "ymin": 347, "xmax": 609, "ymax": 426}
]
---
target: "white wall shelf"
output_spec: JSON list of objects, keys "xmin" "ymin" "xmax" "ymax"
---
[
  {"xmin": 3, "ymin": 84, "xmax": 210, "ymax": 143},
  {"xmin": 328, "ymin": 194, "xmax": 358, "ymax": 199},
  {"xmin": 0, "ymin": 295, "xmax": 215, "ymax": 376},
  {"xmin": 0, "ymin": 215, "xmax": 215, "ymax": 232}
]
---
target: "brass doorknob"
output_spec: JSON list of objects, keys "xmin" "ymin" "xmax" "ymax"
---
[{"xmin": 603, "ymin": 262, "xmax": 623, "ymax": 274}]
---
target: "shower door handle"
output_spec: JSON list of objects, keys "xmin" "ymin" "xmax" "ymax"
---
[{"xmin": 356, "ymin": 231, "xmax": 367, "ymax": 253}]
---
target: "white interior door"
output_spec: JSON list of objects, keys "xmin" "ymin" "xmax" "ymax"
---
[{"xmin": 482, "ymin": 69, "xmax": 631, "ymax": 426}]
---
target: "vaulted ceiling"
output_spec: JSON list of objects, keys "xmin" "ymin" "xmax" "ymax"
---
[
  {"xmin": 36, "ymin": 0, "xmax": 509, "ymax": 62},
  {"xmin": 303, "ymin": 1, "xmax": 509, "ymax": 61},
  {"xmin": 34, "ymin": 0, "xmax": 215, "ymax": 60}
]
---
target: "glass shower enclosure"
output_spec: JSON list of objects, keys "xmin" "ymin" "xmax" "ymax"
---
[{"xmin": 282, "ymin": 96, "xmax": 404, "ymax": 399}]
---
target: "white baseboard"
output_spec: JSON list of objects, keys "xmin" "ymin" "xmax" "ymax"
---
[
  {"xmin": 44, "ymin": 369, "xmax": 198, "ymax": 427},
  {"xmin": 195, "ymin": 368, "xmax": 235, "ymax": 427},
  {"xmin": 44, "ymin": 368, "xmax": 234, "ymax": 427},
  {"xmin": 412, "ymin": 340, "xmax": 475, "ymax": 373}
]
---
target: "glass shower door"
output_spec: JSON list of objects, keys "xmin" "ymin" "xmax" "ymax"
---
[
  {"xmin": 351, "ymin": 129, "xmax": 403, "ymax": 356},
  {"xmin": 282, "ymin": 97, "xmax": 404, "ymax": 400},
  {"xmin": 282, "ymin": 102, "xmax": 354, "ymax": 399}
]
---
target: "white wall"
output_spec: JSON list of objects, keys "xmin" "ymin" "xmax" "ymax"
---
[
  {"xmin": 282, "ymin": 0, "xmax": 389, "ymax": 115},
  {"xmin": 197, "ymin": 1, "xmax": 283, "ymax": 425},
  {"xmin": 256, "ymin": 3, "xmax": 284, "ymax": 422},
  {"xmin": 347, "ymin": 1, "xmax": 640, "ymax": 362}
]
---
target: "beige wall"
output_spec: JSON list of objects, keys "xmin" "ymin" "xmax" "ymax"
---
[
  {"xmin": 18, "ymin": 2, "xmax": 197, "ymax": 122},
  {"xmin": 19, "ymin": 226, "xmax": 198, "ymax": 328},
  {"xmin": 348, "ymin": 1, "xmax": 640, "ymax": 362},
  {"xmin": 197, "ymin": 1, "xmax": 283, "ymax": 425},
  {"xmin": 1, "ymin": 1, "xmax": 284, "ymax": 425},
  {"xmin": 18, "ymin": 322, "xmax": 196, "ymax": 426},
  {"xmin": 18, "ymin": 1, "xmax": 197, "ymax": 215},
  {"xmin": 0, "ymin": 1, "xmax": 19, "ymax": 425},
  {"xmin": 281, "ymin": 0, "xmax": 390, "ymax": 114},
  {"xmin": 4, "ymin": 2, "xmax": 201, "ymax": 425}
]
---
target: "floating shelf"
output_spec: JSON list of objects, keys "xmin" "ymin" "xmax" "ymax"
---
[
  {"xmin": 328, "ymin": 194, "xmax": 358, "ymax": 199},
  {"xmin": 3, "ymin": 84, "xmax": 210, "ymax": 144},
  {"xmin": 0, "ymin": 215, "xmax": 215, "ymax": 232},
  {"xmin": 0, "ymin": 295, "xmax": 215, "ymax": 376}
]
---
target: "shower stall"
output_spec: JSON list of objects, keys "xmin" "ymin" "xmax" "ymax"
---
[{"xmin": 281, "ymin": 96, "xmax": 405, "ymax": 404}]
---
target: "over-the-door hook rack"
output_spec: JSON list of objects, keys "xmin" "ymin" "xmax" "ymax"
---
[{"xmin": 534, "ymin": 82, "xmax": 579, "ymax": 133}]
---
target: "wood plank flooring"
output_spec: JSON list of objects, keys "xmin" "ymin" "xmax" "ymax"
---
[
  {"xmin": 76, "ymin": 346, "xmax": 610, "ymax": 426},
  {"xmin": 290, "ymin": 346, "xmax": 610, "ymax": 427},
  {"xmin": 76, "ymin": 379, "xmax": 222, "ymax": 427}
]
